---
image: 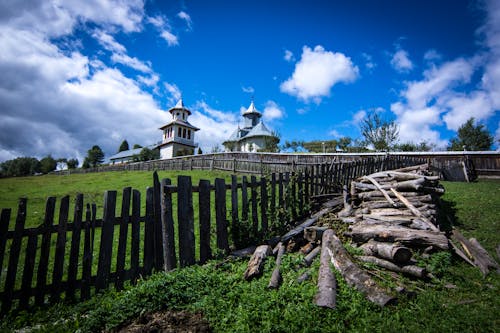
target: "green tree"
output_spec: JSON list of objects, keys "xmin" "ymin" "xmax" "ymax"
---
[
  {"xmin": 258, "ymin": 132, "xmax": 281, "ymax": 152},
  {"xmin": 197, "ymin": 147, "xmax": 203, "ymax": 155},
  {"xmin": 118, "ymin": 140, "xmax": 129, "ymax": 152},
  {"xmin": 139, "ymin": 147, "xmax": 160, "ymax": 161},
  {"xmin": 448, "ymin": 118, "xmax": 493, "ymax": 151},
  {"xmin": 40, "ymin": 155, "xmax": 57, "ymax": 174},
  {"xmin": 337, "ymin": 137, "xmax": 352, "ymax": 152},
  {"xmin": 282, "ymin": 140, "xmax": 305, "ymax": 152},
  {"xmin": 85, "ymin": 145, "xmax": 105, "ymax": 167},
  {"xmin": 67, "ymin": 158, "xmax": 79, "ymax": 169},
  {"xmin": 132, "ymin": 144, "xmax": 143, "ymax": 149},
  {"xmin": 302, "ymin": 140, "xmax": 337, "ymax": 153},
  {"xmin": 360, "ymin": 113, "xmax": 399, "ymax": 151},
  {"xmin": 0, "ymin": 157, "xmax": 41, "ymax": 177}
]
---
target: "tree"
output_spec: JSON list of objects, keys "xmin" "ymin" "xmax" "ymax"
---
[
  {"xmin": 302, "ymin": 140, "xmax": 337, "ymax": 153},
  {"xmin": 448, "ymin": 118, "xmax": 493, "ymax": 151},
  {"xmin": 360, "ymin": 113, "xmax": 399, "ymax": 151},
  {"xmin": 40, "ymin": 155, "xmax": 57, "ymax": 174},
  {"xmin": 118, "ymin": 140, "xmax": 129, "ymax": 152},
  {"xmin": 67, "ymin": 158, "xmax": 79, "ymax": 169},
  {"xmin": 337, "ymin": 137, "xmax": 352, "ymax": 152},
  {"xmin": 282, "ymin": 140, "xmax": 305, "ymax": 152},
  {"xmin": 396, "ymin": 141, "xmax": 433, "ymax": 152},
  {"xmin": 139, "ymin": 147, "xmax": 160, "ymax": 161},
  {"xmin": 197, "ymin": 147, "xmax": 203, "ymax": 155},
  {"xmin": 85, "ymin": 145, "xmax": 105, "ymax": 167},
  {"xmin": 132, "ymin": 144, "xmax": 143, "ymax": 149},
  {"xmin": 258, "ymin": 132, "xmax": 281, "ymax": 153},
  {"xmin": 0, "ymin": 157, "xmax": 40, "ymax": 177}
]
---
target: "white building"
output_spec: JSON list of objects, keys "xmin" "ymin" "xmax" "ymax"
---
[
  {"xmin": 158, "ymin": 99, "xmax": 199, "ymax": 159},
  {"xmin": 223, "ymin": 101, "xmax": 278, "ymax": 152}
]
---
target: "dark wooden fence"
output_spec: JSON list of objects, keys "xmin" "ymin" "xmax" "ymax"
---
[{"xmin": 0, "ymin": 156, "xmax": 425, "ymax": 314}]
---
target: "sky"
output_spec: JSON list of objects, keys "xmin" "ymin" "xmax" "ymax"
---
[{"xmin": 0, "ymin": 0, "xmax": 499, "ymax": 163}]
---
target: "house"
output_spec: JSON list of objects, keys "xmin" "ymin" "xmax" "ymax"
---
[
  {"xmin": 223, "ymin": 100, "xmax": 279, "ymax": 152},
  {"xmin": 158, "ymin": 99, "xmax": 199, "ymax": 159}
]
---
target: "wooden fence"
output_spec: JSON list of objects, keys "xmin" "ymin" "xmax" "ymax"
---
[{"xmin": 0, "ymin": 156, "xmax": 426, "ymax": 314}]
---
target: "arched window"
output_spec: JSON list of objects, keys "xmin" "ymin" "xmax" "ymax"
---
[
  {"xmin": 187, "ymin": 130, "xmax": 191, "ymax": 140},
  {"xmin": 183, "ymin": 128, "xmax": 187, "ymax": 138},
  {"xmin": 178, "ymin": 127, "xmax": 181, "ymax": 137}
]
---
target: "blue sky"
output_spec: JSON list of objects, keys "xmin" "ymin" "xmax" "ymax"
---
[{"xmin": 0, "ymin": 0, "xmax": 499, "ymax": 162}]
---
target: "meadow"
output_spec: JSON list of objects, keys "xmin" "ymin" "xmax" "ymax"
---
[{"xmin": 0, "ymin": 172, "xmax": 499, "ymax": 332}]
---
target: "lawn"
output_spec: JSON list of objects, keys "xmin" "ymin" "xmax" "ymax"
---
[{"xmin": 0, "ymin": 177, "xmax": 499, "ymax": 332}]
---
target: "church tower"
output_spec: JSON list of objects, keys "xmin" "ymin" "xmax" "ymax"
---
[{"xmin": 158, "ymin": 99, "xmax": 199, "ymax": 159}]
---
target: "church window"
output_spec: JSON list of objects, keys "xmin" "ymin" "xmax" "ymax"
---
[
  {"xmin": 187, "ymin": 130, "xmax": 191, "ymax": 139},
  {"xmin": 183, "ymin": 128, "xmax": 187, "ymax": 138},
  {"xmin": 178, "ymin": 127, "xmax": 181, "ymax": 137}
]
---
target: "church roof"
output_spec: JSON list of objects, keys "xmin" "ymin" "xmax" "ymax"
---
[
  {"xmin": 244, "ymin": 121, "xmax": 275, "ymax": 139},
  {"xmin": 109, "ymin": 144, "xmax": 158, "ymax": 161},
  {"xmin": 159, "ymin": 119, "xmax": 200, "ymax": 131},
  {"xmin": 242, "ymin": 101, "xmax": 261, "ymax": 116},
  {"xmin": 227, "ymin": 127, "xmax": 249, "ymax": 141},
  {"xmin": 168, "ymin": 98, "xmax": 191, "ymax": 115}
]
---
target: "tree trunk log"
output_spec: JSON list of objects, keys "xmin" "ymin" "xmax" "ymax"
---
[
  {"xmin": 314, "ymin": 229, "xmax": 337, "ymax": 308},
  {"xmin": 390, "ymin": 188, "xmax": 439, "ymax": 231},
  {"xmin": 360, "ymin": 240, "xmax": 412, "ymax": 264},
  {"xmin": 303, "ymin": 245, "xmax": 321, "ymax": 267},
  {"xmin": 357, "ymin": 256, "xmax": 427, "ymax": 278},
  {"xmin": 268, "ymin": 242, "xmax": 286, "ymax": 289},
  {"xmin": 244, "ymin": 245, "xmax": 271, "ymax": 281},
  {"xmin": 361, "ymin": 175, "xmax": 396, "ymax": 206},
  {"xmin": 325, "ymin": 229, "xmax": 395, "ymax": 306},
  {"xmin": 346, "ymin": 224, "xmax": 449, "ymax": 250},
  {"xmin": 304, "ymin": 226, "xmax": 328, "ymax": 243},
  {"xmin": 468, "ymin": 238, "xmax": 500, "ymax": 274}
]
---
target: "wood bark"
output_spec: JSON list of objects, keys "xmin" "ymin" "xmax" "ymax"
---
[
  {"xmin": 326, "ymin": 229, "xmax": 396, "ymax": 306},
  {"xmin": 468, "ymin": 238, "xmax": 500, "ymax": 274},
  {"xmin": 390, "ymin": 188, "xmax": 439, "ymax": 231},
  {"xmin": 268, "ymin": 242, "xmax": 286, "ymax": 289},
  {"xmin": 314, "ymin": 229, "xmax": 336, "ymax": 308},
  {"xmin": 359, "ymin": 240, "xmax": 412, "ymax": 264},
  {"xmin": 361, "ymin": 175, "xmax": 396, "ymax": 206},
  {"xmin": 346, "ymin": 223, "xmax": 449, "ymax": 250},
  {"xmin": 357, "ymin": 256, "xmax": 426, "ymax": 278},
  {"xmin": 450, "ymin": 230, "xmax": 499, "ymax": 275},
  {"xmin": 304, "ymin": 226, "xmax": 328, "ymax": 243},
  {"xmin": 244, "ymin": 245, "xmax": 271, "ymax": 281},
  {"xmin": 303, "ymin": 246, "xmax": 321, "ymax": 267}
]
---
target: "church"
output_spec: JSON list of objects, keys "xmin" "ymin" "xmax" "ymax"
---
[
  {"xmin": 158, "ymin": 99, "xmax": 199, "ymax": 159},
  {"xmin": 223, "ymin": 100, "xmax": 279, "ymax": 152}
]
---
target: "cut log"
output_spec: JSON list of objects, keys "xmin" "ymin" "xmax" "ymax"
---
[
  {"xmin": 304, "ymin": 226, "xmax": 328, "ymax": 243},
  {"xmin": 389, "ymin": 188, "xmax": 439, "ymax": 231},
  {"xmin": 451, "ymin": 230, "xmax": 499, "ymax": 276},
  {"xmin": 359, "ymin": 240, "xmax": 412, "ymax": 264},
  {"xmin": 300, "ymin": 242, "xmax": 315, "ymax": 255},
  {"xmin": 230, "ymin": 246, "xmax": 257, "ymax": 257},
  {"xmin": 303, "ymin": 246, "xmax": 321, "ymax": 267},
  {"xmin": 244, "ymin": 245, "xmax": 271, "ymax": 281},
  {"xmin": 325, "ymin": 229, "xmax": 395, "ymax": 306},
  {"xmin": 361, "ymin": 175, "xmax": 396, "ymax": 207},
  {"xmin": 368, "ymin": 171, "xmax": 439, "ymax": 182},
  {"xmin": 346, "ymin": 224, "xmax": 449, "ymax": 250},
  {"xmin": 268, "ymin": 242, "xmax": 286, "ymax": 289},
  {"xmin": 357, "ymin": 256, "xmax": 427, "ymax": 278},
  {"xmin": 353, "ymin": 178, "xmax": 426, "ymax": 192},
  {"xmin": 449, "ymin": 239, "xmax": 476, "ymax": 267},
  {"xmin": 314, "ymin": 229, "xmax": 336, "ymax": 309},
  {"xmin": 338, "ymin": 185, "xmax": 353, "ymax": 217},
  {"xmin": 358, "ymin": 191, "xmax": 432, "ymax": 202},
  {"xmin": 468, "ymin": 238, "xmax": 500, "ymax": 274},
  {"xmin": 297, "ymin": 271, "xmax": 311, "ymax": 283},
  {"xmin": 360, "ymin": 200, "xmax": 434, "ymax": 210}
]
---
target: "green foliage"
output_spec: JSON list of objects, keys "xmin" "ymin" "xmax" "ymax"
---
[
  {"xmin": 118, "ymin": 140, "xmax": 129, "ymax": 152},
  {"xmin": 197, "ymin": 147, "xmax": 203, "ymax": 155},
  {"xmin": 282, "ymin": 140, "xmax": 305, "ymax": 152},
  {"xmin": 66, "ymin": 158, "xmax": 79, "ymax": 169},
  {"xmin": 84, "ymin": 145, "xmax": 105, "ymax": 167},
  {"xmin": 0, "ymin": 157, "xmax": 41, "ymax": 177},
  {"xmin": 360, "ymin": 113, "xmax": 399, "ymax": 151},
  {"xmin": 337, "ymin": 136, "xmax": 352, "ymax": 151},
  {"xmin": 257, "ymin": 131, "xmax": 281, "ymax": 153},
  {"xmin": 139, "ymin": 147, "xmax": 160, "ymax": 161},
  {"xmin": 395, "ymin": 141, "xmax": 433, "ymax": 152},
  {"xmin": 448, "ymin": 117, "xmax": 493, "ymax": 151},
  {"xmin": 39, "ymin": 155, "xmax": 57, "ymax": 174},
  {"xmin": 302, "ymin": 140, "xmax": 338, "ymax": 153},
  {"xmin": 132, "ymin": 144, "xmax": 143, "ymax": 149}
]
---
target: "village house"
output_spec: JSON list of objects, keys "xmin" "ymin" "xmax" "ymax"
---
[{"xmin": 223, "ymin": 100, "xmax": 278, "ymax": 152}]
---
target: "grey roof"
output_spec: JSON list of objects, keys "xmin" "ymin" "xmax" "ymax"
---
[
  {"xmin": 159, "ymin": 119, "xmax": 200, "ymax": 131},
  {"xmin": 109, "ymin": 144, "xmax": 157, "ymax": 160},
  {"xmin": 244, "ymin": 121, "xmax": 274, "ymax": 139},
  {"xmin": 167, "ymin": 98, "xmax": 192, "ymax": 115},
  {"xmin": 242, "ymin": 101, "xmax": 261, "ymax": 116},
  {"xmin": 227, "ymin": 127, "xmax": 248, "ymax": 141}
]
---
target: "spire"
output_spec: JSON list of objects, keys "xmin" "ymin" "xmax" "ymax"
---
[
  {"xmin": 175, "ymin": 97, "xmax": 184, "ymax": 109},
  {"xmin": 244, "ymin": 100, "xmax": 260, "ymax": 115}
]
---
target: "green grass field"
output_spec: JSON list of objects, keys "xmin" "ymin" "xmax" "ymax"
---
[{"xmin": 0, "ymin": 174, "xmax": 499, "ymax": 332}]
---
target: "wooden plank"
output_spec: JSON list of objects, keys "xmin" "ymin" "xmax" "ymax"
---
[
  {"xmin": 178, "ymin": 175, "xmax": 195, "ymax": 267},
  {"xmin": 250, "ymin": 176, "xmax": 259, "ymax": 237},
  {"xmin": 19, "ymin": 233, "xmax": 38, "ymax": 309},
  {"xmin": 81, "ymin": 203, "xmax": 93, "ymax": 300},
  {"xmin": 231, "ymin": 175, "xmax": 240, "ymax": 248},
  {"xmin": 130, "ymin": 189, "xmax": 141, "ymax": 283},
  {"xmin": 143, "ymin": 187, "xmax": 154, "ymax": 275},
  {"xmin": 153, "ymin": 172, "xmax": 164, "ymax": 271},
  {"xmin": 96, "ymin": 191, "xmax": 117, "ymax": 293},
  {"xmin": 215, "ymin": 178, "xmax": 230, "ymax": 254},
  {"xmin": 67, "ymin": 193, "xmax": 83, "ymax": 300},
  {"xmin": 304, "ymin": 169, "xmax": 310, "ymax": 208},
  {"xmin": 35, "ymin": 197, "xmax": 56, "ymax": 306},
  {"xmin": 291, "ymin": 172, "xmax": 297, "ymax": 220},
  {"xmin": 278, "ymin": 172, "xmax": 284, "ymax": 208},
  {"xmin": 199, "ymin": 179, "xmax": 212, "ymax": 263},
  {"xmin": 241, "ymin": 176, "xmax": 249, "ymax": 222},
  {"xmin": 0, "ymin": 209, "xmax": 11, "ymax": 284},
  {"xmin": 161, "ymin": 179, "xmax": 176, "ymax": 271},
  {"xmin": 270, "ymin": 173, "xmax": 276, "ymax": 223},
  {"xmin": 297, "ymin": 173, "xmax": 304, "ymax": 215},
  {"xmin": 260, "ymin": 177, "xmax": 268, "ymax": 235},
  {"xmin": 115, "ymin": 187, "xmax": 131, "ymax": 290},
  {"xmin": 51, "ymin": 195, "xmax": 69, "ymax": 302},
  {"xmin": 2, "ymin": 198, "xmax": 27, "ymax": 313}
]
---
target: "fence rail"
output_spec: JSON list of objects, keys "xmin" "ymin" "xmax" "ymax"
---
[{"xmin": 1, "ymin": 156, "xmax": 426, "ymax": 314}]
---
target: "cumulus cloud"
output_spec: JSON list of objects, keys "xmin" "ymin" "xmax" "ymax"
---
[
  {"xmin": 263, "ymin": 100, "xmax": 285, "ymax": 122},
  {"xmin": 161, "ymin": 30, "xmax": 179, "ymax": 46},
  {"xmin": 177, "ymin": 11, "xmax": 192, "ymax": 30},
  {"xmin": 280, "ymin": 45, "xmax": 359, "ymax": 103},
  {"xmin": 391, "ymin": 49, "xmax": 413, "ymax": 73},
  {"xmin": 361, "ymin": 53, "xmax": 376, "ymax": 71},
  {"xmin": 164, "ymin": 82, "xmax": 182, "ymax": 105},
  {"xmin": 242, "ymin": 86, "xmax": 255, "ymax": 93},
  {"xmin": 147, "ymin": 14, "xmax": 179, "ymax": 46},
  {"xmin": 352, "ymin": 109, "xmax": 367, "ymax": 125},
  {"xmin": 284, "ymin": 49, "xmax": 295, "ymax": 62}
]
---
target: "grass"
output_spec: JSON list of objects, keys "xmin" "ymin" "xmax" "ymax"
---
[{"xmin": 0, "ymin": 177, "xmax": 499, "ymax": 332}]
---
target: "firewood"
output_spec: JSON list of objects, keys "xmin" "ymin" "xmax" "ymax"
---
[
  {"xmin": 451, "ymin": 230, "xmax": 499, "ymax": 276},
  {"xmin": 300, "ymin": 242, "xmax": 315, "ymax": 255},
  {"xmin": 346, "ymin": 223, "xmax": 449, "ymax": 250},
  {"xmin": 368, "ymin": 171, "xmax": 439, "ymax": 182},
  {"xmin": 390, "ymin": 188, "xmax": 439, "ymax": 231},
  {"xmin": 268, "ymin": 242, "xmax": 286, "ymax": 289},
  {"xmin": 449, "ymin": 239, "xmax": 476, "ymax": 267},
  {"xmin": 244, "ymin": 245, "xmax": 271, "ymax": 281},
  {"xmin": 357, "ymin": 256, "xmax": 427, "ymax": 278},
  {"xmin": 468, "ymin": 238, "xmax": 500, "ymax": 274},
  {"xmin": 304, "ymin": 226, "xmax": 328, "ymax": 243},
  {"xmin": 314, "ymin": 229, "xmax": 337, "ymax": 309},
  {"xmin": 360, "ymin": 240, "xmax": 412, "ymax": 264},
  {"xmin": 392, "ymin": 164, "xmax": 429, "ymax": 173},
  {"xmin": 325, "ymin": 229, "xmax": 396, "ymax": 306},
  {"xmin": 361, "ymin": 175, "xmax": 396, "ymax": 206},
  {"xmin": 338, "ymin": 185, "xmax": 353, "ymax": 217},
  {"xmin": 358, "ymin": 191, "xmax": 432, "ymax": 202},
  {"xmin": 297, "ymin": 271, "xmax": 311, "ymax": 283},
  {"xmin": 303, "ymin": 246, "xmax": 321, "ymax": 266}
]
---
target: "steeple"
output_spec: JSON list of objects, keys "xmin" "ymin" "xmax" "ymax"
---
[{"xmin": 242, "ymin": 100, "xmax": 262, "ymax": 128}]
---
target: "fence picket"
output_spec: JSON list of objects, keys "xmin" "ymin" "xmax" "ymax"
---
[
  {"xmin": 130, "ymin": 190, "xmax": 141, "ymax": 283},
  {"xmin": 0, "ymin": 209, "xmax": 11, "ymax": 284},
  {"xmin": 241, "ymin": 176, "xmax": 249, "ymax": 223},
  {"xmin": 96, "ymin": 191, "xmax": 117, "ymax": 293},
  {"xmin": 19, "ymin": 234, "xmax": 37, "ymax": 309},
  {"xmin": 199, "ymin": 179, "xmax": 211, "ymax": 263},
  {"xmin": 260, "ymin": 177, "xmax": 268, "ymax": 235},
  {"xmin": 161, "ymin": 179, "xmax": 176, "ymax": 271},
  {"xmin": 215, "ymin": 178, "xmax": 229, "ymax": 254},
  {"xmin": 115, "ymin": 187, "xmax": 131, "ymax": 290},
  {"xmin": 81, "ymin": 203, "xmax": 93, "ymax": 300},
  {"xmin": 143, "ymin": 187, "xmax": 154, "ymax": 275},
  {"xmin": 51, "ymin": 195, "xmax": 69, "ymax": 302},
  {"xmin": 67, "ymin": 193, "xmax": 83, "ymax": 300},
  {"xmin": 153, "ymin": 172, "xmax": 164, "ymax": 271},
  {"xmin": 35, "ymin": 197, "xmax": 56, "ymax": 305},
  {"xmin": 231, "ymin": 175, "xmax": 240, "ymax": 247},
  {"xmin": 250, "ymin": 176, "xmax": 259, "ymax": 237},
  {"xmin": 178, "ymin": 176, "xmax": 195, "ymax": 267}
]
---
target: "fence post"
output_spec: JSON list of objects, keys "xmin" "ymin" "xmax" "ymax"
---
[
  {"xmin": 241, "ymin": 176, "xmax": 249, "ymax": 223},
  {"xmin": 81, "ymin": 203, "xmax": 95, "ymax": 300},
  {"xmin": 0, "ymin": 209, "xmax": 12, "ymax": 286},
  {"xmin": 67, "ymin": 194, "xmax": 84, "ymax": 300},
  {"xmin": 96, "ymin": 191, "xmax": 117, "ymax": 293},
  {"xmin": 153, "ymin": 172, "xmax": 164, "ymax": 271},
  {"xmin": 160, "ymin": 178, "xmax": 176, "ymax": 271},
  {"xmin": 199, "ymin": 179, "xmax": 212, "ymax": 263},
  {"xmin": 115, "ymin": 187, "xmax": 131, "ymax": 291},
  {"xmin": 143, "ymin": 187, "xmax": 154, "ymax": 275},
  {"xmin": 19, "ymin": 232, "xmax": 37, "ymax": 309},
  {"xmin": 260, "ymin": 176, "xmax": 268, "ymax": 236},
  {"xmin": 250, "ymin": 176, "xmax": 259, "ymax": 238},
  {"xmin": 178, "ymin": 175, "xmax": 195, "ymax": 267},
  {"xmin": 215, "ymin": 178, "xmax": 230, "ymax": 254},
  {"xmin": 231, "ymin": 175, "xmax": 240, "ymax": 248},
  {"xmin": 51, "ymin": 195, "xmax": 69, "ymax": 302}
]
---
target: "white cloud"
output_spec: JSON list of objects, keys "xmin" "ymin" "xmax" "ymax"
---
[
  {"xmin": 161, "ymin": 30, "xmax": 179, "ymax": 46},
  {"xmin": 352, "ymin": 109, "xmax": 367, "ymax": 125},
  {"xmin": 138, "ymin": 73, "xmax": 159, "ymax": 87},
  {"xmin": 361, "ymin": 53, "xmax": 376, "ymax": 71},
  {"xmin": 423, "ymin": 49, "xmax": 441, "ymax": 63},
  {"xmin": 495, "ymin": 121, "xmax": 500, "ymax": 148},
  {"xmin": 442, "ymin": 91, "xmax": 494, "ymax": 130},
  {"xmin": 328, "ymin": 129, "xmax": 342, "ymax": 138},
  {"xmin": 177, "ymin": 11, "xmax": 192, "ymax": 30},
  {"xmin": 284, "ymin": 50, "xmax": 295, "ymax": 62},
  {"xmin": 164, "ymin": 82, "xmax": 182, "ymax": 105},
  {"xmin": 242, "ymin": 86, "xmax": 255, "ymax": 93},
  {"xmin": 93, "ymin": 30, "xmax": 127, "ymax": 53},
  {"xmin": 391, "ymin": 49, "xmax": 413, "ymax": 73},
  {"xmin": 111, "ymin": 53, "xmax": 152, "ymax": 73},
  {"xmin": 280, "ymin": 45, "xmax": 359, "ymax": 103},
  {"xmin": 263, "ymin": 100, "xmax": 285, "ymax": 122}
]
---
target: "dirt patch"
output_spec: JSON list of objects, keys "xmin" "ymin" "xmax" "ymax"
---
[{"xmin": 114, "ymin": 310, "xmax": 211, "ymax": 333}]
